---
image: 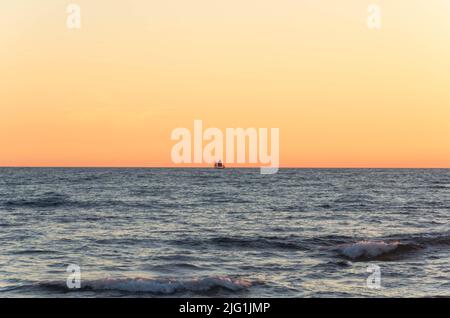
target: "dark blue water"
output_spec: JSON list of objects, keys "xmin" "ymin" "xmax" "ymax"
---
[{"xmin": 1, "ymin": 168, "xmax": 449, "ymax": 297}]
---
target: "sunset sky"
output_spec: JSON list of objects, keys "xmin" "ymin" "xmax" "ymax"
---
[{"xmin": 1, "ymin": 0, "xmax": 449, "ymax": 167}]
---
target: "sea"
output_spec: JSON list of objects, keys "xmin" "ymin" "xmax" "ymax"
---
[{"xmin": 0, "ymin": 168, "xmax": 449, "ymax": 297}]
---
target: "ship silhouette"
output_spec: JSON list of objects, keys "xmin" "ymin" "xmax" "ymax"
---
[{"xmin": 214, "ymin": 160, "xmax": 225, "ymax": 169}]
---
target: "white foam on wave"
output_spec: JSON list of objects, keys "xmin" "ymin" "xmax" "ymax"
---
[
  {"xmin": 338, "ymin": 241, "xmax": 400, "ymax": 260},
  {"xmin": 76, "ymin": 276, "xmax": 252, "ymax": 294}
]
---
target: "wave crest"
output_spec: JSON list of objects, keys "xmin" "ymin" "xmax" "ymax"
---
[
  {"xmin": 42, "ymin": 276, "xmax": 253, "ymax": 295},
  {"xmin": 336, "ymin": 241, "xmax": 420, "ymax": 261},
  {"xmin": 4, "ymin": 192, "xmax": 70, "ymax": 208}
]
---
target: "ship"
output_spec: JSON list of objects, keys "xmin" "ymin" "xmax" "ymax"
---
[{"xmin": 214, "ymin": 160, "xmax": 225, "ymax": 169}]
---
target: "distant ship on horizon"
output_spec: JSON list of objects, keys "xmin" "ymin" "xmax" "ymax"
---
[{"xmin": 214, "ymin": 160, "xmax": 225, "ymax": 169}]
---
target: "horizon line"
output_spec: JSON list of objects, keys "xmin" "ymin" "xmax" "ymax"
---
[{"xmin": 0, "ymin": 166, "xmax": 449, "ymax": 169}]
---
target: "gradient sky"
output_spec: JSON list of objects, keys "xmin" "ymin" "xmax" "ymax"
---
[{"xmin": 1, "ymin": 0, "xmax": 449, "ymax": 167}]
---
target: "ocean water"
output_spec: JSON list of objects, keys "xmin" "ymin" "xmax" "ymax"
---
[{"xmin": 0, "ymin": 168, "xmax": 449, "ymax": 298}]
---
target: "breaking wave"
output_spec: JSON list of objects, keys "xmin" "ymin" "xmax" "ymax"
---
[
  {"xmin": 38, "ymin": 276, "xmax": 254, "ymax": 295},
  {"xmin": 336, "ymin": 241, "xmax": 420, "ymax": 261},
  {"xmin": 334, "ymin": 231, "xmax": 450, "ymax": 261}
]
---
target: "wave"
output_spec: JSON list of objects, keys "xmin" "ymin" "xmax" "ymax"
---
[
  {"xmin": 39, "ymin": 276, "xmax": 254, "ymax": 295},
  {"xmin": 10, "ymin": 249, "xmax": 59, "ymax": 255},
  {"xmin": 172, "ymin": 231, "xmax": 450, "ymax": 257},
  {"xmin": 172, "ymin": 235, "xmax": 307, "ymax": 251},
  {"xmin": 336, "ymin": 241, "xmax": 420, "ymax": 261},
  {"xmin": 411, "ymin": 231, "xmax": 450, "ymax": 246},
  {"xmin": 333, "ymin": 231, "xmax": 450, "ymax": 261},
  {"xmin": 3, "ymin": 192, "xmax": 71, "ymax": 208},
  {"xmin": 1, "ymin": 194, "xmax": 177, "ymax": 211}
]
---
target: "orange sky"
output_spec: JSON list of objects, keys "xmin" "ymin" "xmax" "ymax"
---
[{"xmin": 1, "ymin": 0, "xmax": 449, "ymax": 167}]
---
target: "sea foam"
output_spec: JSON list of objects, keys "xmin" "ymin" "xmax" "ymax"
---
[
  {"xmin": 46, "ymin": 276, "xmax": 253, "ymax": 294},
  {"xmin": 337, "ymin": 241, "xmax": 400, "ymax": 260}
]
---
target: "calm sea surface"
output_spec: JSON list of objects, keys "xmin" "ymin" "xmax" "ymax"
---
[{"xmin": 0, "ymin": 168, "xmax": 449, "ymax": 297}]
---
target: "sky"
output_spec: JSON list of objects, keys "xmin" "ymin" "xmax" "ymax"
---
[{"xmin": 1, "ymin": 0, "xmax": 449, "ymax": 167}]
